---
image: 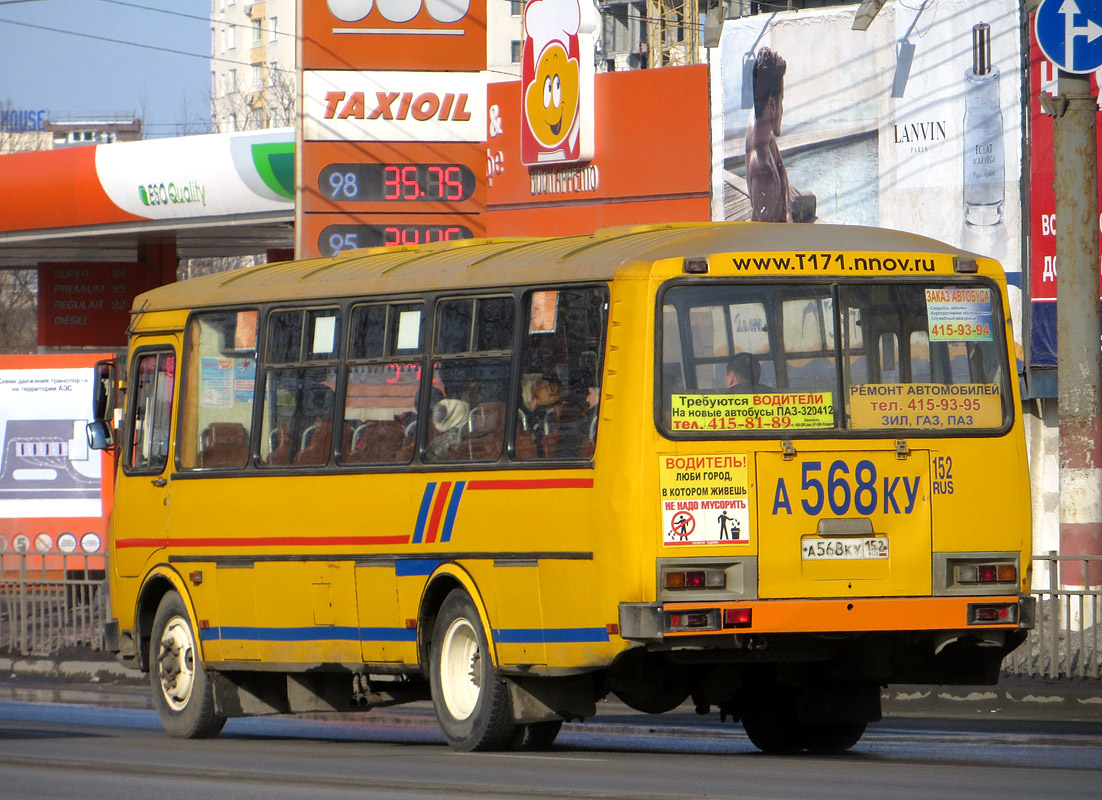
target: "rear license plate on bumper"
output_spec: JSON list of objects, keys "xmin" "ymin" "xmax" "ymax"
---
[{"xmin": 801, "ymin": 537, "xmax": 889, "ymax": 560}]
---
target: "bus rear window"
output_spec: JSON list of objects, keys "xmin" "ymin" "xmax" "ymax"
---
[{"xmin": 659, "ymin": 281, "xmax": 1011, "ymax": 435}]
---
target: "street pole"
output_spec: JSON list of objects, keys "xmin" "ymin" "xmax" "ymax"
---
[{"xmin": 1052, "ymin": 69, "xmax": 1102, "ymax": 589}]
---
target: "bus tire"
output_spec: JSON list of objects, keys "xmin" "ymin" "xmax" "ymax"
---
[
  {"xmin": 429, "ymin": 589, "xmax": 517, "ymax": 751},
  {"xmin": 150, "ymin": 591, "xmax": 225, "ymax": 739},
  {"xmin": 800, "ymin": 721, "xmax": 866, "ymax": 754},
  {"xmin": 511, "ymin": 719, "xmax": 563, "ymax": 751},
  {"xmin": 740, "ymin": 692, "xmax": 802, "ymax": 754}
]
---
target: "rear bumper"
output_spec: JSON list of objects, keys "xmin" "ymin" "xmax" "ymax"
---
[{"xmin": 620, "ymin": 594, "xmax": 1035, "ymax": 643}]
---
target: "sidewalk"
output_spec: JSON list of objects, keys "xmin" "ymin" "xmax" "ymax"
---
[{"xmin": 2, "ymin": 651, "xmax": 1100, "ymax": 726}]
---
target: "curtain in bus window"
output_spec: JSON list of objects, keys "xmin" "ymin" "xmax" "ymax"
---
[
  {"xmin": 128, "ymin": 351, "xmax": 175, "ymax": 471},
  {"xmin": 180, "ymin": 310, "xmax": 257, "ymax": 470},
  {"xmin": 515, "ymin": 287, "xmax": 608, "ymax": 460}
]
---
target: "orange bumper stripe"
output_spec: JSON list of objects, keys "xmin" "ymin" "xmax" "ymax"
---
[{"xmin": 663, "ymin": 595, "xmax": 1021, "ymax": 635}]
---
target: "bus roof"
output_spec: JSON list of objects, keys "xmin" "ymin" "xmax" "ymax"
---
[{"xmin": 132, "ymin": 222, "xmax": 980, "ymax": 314}]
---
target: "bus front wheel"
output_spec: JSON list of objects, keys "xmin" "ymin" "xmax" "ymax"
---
[
  {"xmin": 429, "ymin": 589, "xmax": 517, "ymax": 751},
  {"xmin": 150, "ymin": 591, "xmax": 226, "ymax": 739}
]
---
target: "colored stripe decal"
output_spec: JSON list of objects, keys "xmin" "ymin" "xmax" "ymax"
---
[
  {"xmin": 440, "ymin": 481, "xmax": 465, "ymax": 543},
  {"xmin": 201, "ymin": 626, "xmax": 417, "ymax": 643},
  {"xmin": 493, "ymin": 627, "xmax": 610, "ymax": 644},
  {"xmin": 425, "ymin": 481, "xmax": 452, "ymax": 544},
  {"xmin": 116, "ymin": 534, "xmax": 409, "ymax": 549},
  {"xmin": 412, "ymin": 482, "xmax": 436, "ymax": 544},
  {"xmin": 467, "ymin": 478, "xmax": 594, "ymax": 490},
  {"xmin": 200, "ymin": 626, "xmax": 604, "ymax": 645},
  {"xmin": 395, "ymin": 559, "xmax": 442, "ymax": 577}
]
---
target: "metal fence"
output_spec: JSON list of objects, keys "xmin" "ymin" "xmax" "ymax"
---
[
  {"xmin": 1004, "ymin": 553, "xmax": 1102, "ymax": 680},
  {"xmin": 0, "ymin": 552, "xmax": 108, "ymax": 655},
  {"xmin": 0, "ymin": 550, "xmax": 1099, "ymax": 680}
]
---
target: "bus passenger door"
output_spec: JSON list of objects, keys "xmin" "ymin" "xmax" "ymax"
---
[{"xmin": 113, "ymin": 342, "xmax": 178, "ymax": 579}]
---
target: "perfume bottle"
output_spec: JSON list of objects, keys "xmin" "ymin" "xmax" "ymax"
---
[{"xmin": 963, "ymin": 23, "xmax": 1004, "ymax": 227}]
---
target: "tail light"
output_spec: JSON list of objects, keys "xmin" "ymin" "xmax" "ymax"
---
[
  {"xmin": 968, "ymin": 603, "xmax": 1018, "ymax": 624},
  {"xmin": 955, "ymin": 562, "xmax": 1016, "ymax": 585}
]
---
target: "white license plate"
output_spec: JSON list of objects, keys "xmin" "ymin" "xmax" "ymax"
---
[{"xmin": 801, "ymin": 537, "xmax": 889, "ymax": 560}]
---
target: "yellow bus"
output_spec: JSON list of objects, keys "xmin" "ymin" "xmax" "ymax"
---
[{"xmin": 90, "ymin": 222, "xmax": 1033, "ymax": 754}]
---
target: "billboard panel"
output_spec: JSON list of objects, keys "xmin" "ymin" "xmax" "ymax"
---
[
  {"xmin": 0, "ymin": 354, "xmax": 114, "ymax": 567},
  {"xmin": 487, "ymin": 64, "xmax": 711, "ymax": 234},
  {"xmin": 716, "ymin": 1, "xmax": 1024, "ymax": 359},
  {"xmin": 1027, "ymin": 19, "xmax": 1102, "ymax": 370}
]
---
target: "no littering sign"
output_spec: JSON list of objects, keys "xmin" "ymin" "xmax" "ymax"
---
[{"xmin": 659, "ymin": 454, "xmax": 751, "ymax": 546}]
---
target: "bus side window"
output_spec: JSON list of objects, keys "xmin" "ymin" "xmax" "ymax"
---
[
  {"xmin": 126, "ymin": 350, "xmax": 176, "ymax": 473},
  {"xmin": 342, "ymin": 302, "xmax": 423, "ymax": 465},
  {"xmin": 258, "ymin": 307, "xmax": 340, "ymax": 467},
  {"xmin": 515, "ymin": 287, "xmax": 607, "ymax": 460},
  {"xmin": 426, "ymin": 296, "xmax": 514, "ymax": 463},
  {"xmin": 179, "ymin": 310, "xmax": 257, "ymax": 470}
]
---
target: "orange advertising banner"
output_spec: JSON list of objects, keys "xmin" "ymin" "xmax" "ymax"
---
[
  {"xmin": 486, "ymin": 64, "xmax": 711, "ymax": 231},
  {"xmin": 300, "ymin": 0, "xmax": 487, "ymax": 72}
]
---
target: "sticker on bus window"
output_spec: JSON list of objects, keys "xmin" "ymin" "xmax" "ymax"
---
[
  {"xmin": 659, "ymin": 454, "xmax": 750, "ymax": 546},
  {"xmin": 396, "ymin": 310, "xmax": 421, "ymax": 351},
  {"xmin": 312, "ymin": 316, "xmax": 337, "ymax": 355},
  {"xmin": 848, "ymin": 383, "xmax": 1003, "ymax": 429},
  {"xmin": 199, "ymin": 358, "xmax": 233, "ymax": 407},
  {"xmin": 669, "ymin": 392, "xmax": 834, "ymax": 432},
  {"xmin": 924, "ymin": 287, "xmax": 994, "ymax": 341},
  {"xmin": 234, "ymin": 310, "xmax": 257, "ymax": 350},
  {"xmin": 529, "ymin": 291, "xmax": 558, "ymax": 334}
]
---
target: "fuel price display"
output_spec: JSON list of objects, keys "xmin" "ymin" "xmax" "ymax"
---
[{"xmin": 319, "ymin": 163, "xmax": 477, "ymax": 203}]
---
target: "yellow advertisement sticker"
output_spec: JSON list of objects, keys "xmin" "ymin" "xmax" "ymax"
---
[
  {"xmin": 659, "ymin": 454, "xmax": 750, "ymax": 546},
  {"xmin": 670, "ymin": 392, "xmax": 834, "ymax": 432},
  {"xmin": 848, "ymin": 383, "xmax": 1003, "ymax": 429}
]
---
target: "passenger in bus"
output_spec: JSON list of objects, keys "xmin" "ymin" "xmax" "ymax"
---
[
  {"xmin": 517, "ymin": 375, "xmax": 563, "ymax": 457},
  {"xmin": 726, "ymin": 353, "xmax": 771, "ymax": 393},
  {"xmin": 556, "ymin": 379, "xmax": 600, "ymax": 459},
  {"xmin": 426, "ymin": 397, "xmax": 470, "ymax": 461}
]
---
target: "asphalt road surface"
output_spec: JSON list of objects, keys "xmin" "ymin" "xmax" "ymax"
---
[{"xmin": 1, "ymin": 696, "xmax": 1100, "ymax": 800}]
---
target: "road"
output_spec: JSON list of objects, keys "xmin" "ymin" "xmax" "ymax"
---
[{"xmin": 1, "ymin": 695, "xmax": 1100, "ymax": 800}]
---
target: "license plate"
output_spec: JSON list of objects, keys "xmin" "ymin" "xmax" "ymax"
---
[{"xmin": 801, "ymin": 537, "xmax": 889, "ymax": 560}]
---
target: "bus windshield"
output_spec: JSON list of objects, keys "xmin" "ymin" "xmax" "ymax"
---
[{"xmin": 660, "ymin": 280, "xmax": 1011, "ymax": 435}]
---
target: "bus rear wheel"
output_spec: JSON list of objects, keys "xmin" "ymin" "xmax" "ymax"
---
[
  {"xmin": 429, "ymin": 589, "xmax": 517, "ymax": 751},
  {"xmin": 150, "ymin": 591, "xmax": 225, "ymax": 739}
]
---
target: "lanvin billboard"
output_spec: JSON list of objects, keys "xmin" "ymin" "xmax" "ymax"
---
[{"xmin": 713, "ymin": 0, "xmax": 1024, "ymax": 362}]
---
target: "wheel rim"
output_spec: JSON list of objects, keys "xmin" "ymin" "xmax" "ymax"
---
[
  {"xmin": 439, "ymin": 616, "xmax": 481, "ymax": 721},
  {"xmin": 157, "ymin": 614, "xmax": 196, "ymax": 711}
]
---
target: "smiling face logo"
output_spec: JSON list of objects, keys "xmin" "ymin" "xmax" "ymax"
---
[{"xmin": 525, "ymin": 42, "xmax": 579, "ymax": 148}]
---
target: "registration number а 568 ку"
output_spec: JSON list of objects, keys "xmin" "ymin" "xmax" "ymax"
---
[{"xmin": 801, "ymin": 537, "xmax": 889, "ymax": 560}]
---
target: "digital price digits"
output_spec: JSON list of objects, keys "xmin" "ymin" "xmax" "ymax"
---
[
  {"xmin": 319, "ymin": 163, "xmax": 477, "ymax": 203},
  {"xmin": 320, "ymin": 224, "xmax": 474, "ymax": 256}
]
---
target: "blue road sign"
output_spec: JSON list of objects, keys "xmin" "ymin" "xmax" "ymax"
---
[{"xmin": 1036, "ymin": 0, "xmax": 1102, "ymax": 73}]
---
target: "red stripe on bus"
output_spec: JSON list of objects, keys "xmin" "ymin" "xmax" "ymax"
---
[
  {"xmin": 424, "ymin": 481, "xmax": 452, "ymax": 544},
  {"xmin": 466, "ymin": 478, "xmax": 594, "ymax": 490},
  {"xmin": 114, "ymin": 535, "xmax": 410, "ymax": 549}
]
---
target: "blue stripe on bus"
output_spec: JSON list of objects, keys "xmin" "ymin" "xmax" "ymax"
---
[
  {"xmin": 200, "ymin": 626, "xmax": 417, "ymax": 643},
  {"xmin": 493, "ymin": 627, "xmax": 610, "ymax": 644},
  {"xmin": 412, "ymin": 482, "xmax": 436, "ymax": 544},
  {"xmin": 395, "ymin": 559, "xmax": 442, "ymax": 577},
  {"xmin": 440, "ymin": 481, "xmax": 465, "ymax": 543}
]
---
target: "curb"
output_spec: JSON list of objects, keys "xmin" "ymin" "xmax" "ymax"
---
[{"xmin": 0, "ymin": 656, "xmax": 144, "ymax": 684}]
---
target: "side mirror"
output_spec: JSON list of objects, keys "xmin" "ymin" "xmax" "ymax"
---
[
  {"xmin": 89, "ymin": 359, "xmax": 118, "ymax": 450},
  {"xmin": 86, "ymin": 419, "xmax": 114, "ymax": 451}
]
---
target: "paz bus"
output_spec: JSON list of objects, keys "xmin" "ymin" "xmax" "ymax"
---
[{"xmin": 88, "ymin": 222, "xmax": 1033, "ymax": 753}]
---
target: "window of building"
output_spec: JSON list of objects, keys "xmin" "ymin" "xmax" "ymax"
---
[
  {"xmin": 269, "ymin": 16, "xmax": 278, "ymax": 42},
  {"xmin": 511, "ymin": 0, "xmax": 523, "ymax": 15},
  {"xmin": 251, "ymin": 19, "xmax": 262, "ymax": 46},
  {"xmin": 227, "ymin": 69, "xmax": 237, "ymax": 94},
  {"xmin": 252, "ymin": 64, "xmax": 263, "ymax": 91},
  {"xmin": 225, "ymin": 24, "xmax": 236, "ymax": 51},
  {"xmin": 511, "ymin": 40, "xmax": 523, "ymax": 63}
]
